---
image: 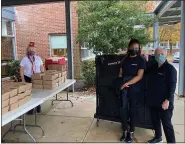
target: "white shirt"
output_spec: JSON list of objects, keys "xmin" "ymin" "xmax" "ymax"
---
[{"xmin": 20, "ymin": 55, "xmax": 43, "ymax": 78}]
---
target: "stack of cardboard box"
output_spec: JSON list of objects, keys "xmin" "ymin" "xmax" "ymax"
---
[
  {"xmin": 32, "ymin": 70, "xmax": 66, "ymax": 89},
  {"xmin": 48, "ymin": 64, "xmax": 67, "ymax": 72},
  {"xmin": 48, "ymin": 64, "xmax": 68, "ymax": 84},
  {"xmin": 2, "ymin": 82, "xmax": 32, "ymax": 115},
  {"xmin": 43, "ymin": 70, "xmax": 60, "ymax": 89},
  {"xmin": 32, "ymin": 73, "xmax": 45, "ymax": 89}
]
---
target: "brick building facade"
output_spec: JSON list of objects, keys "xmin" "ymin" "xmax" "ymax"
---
[{"xmin": 15, "ymin": 2, "xmax": 81, "ymax": 78}]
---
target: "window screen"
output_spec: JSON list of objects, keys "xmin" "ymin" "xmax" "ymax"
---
[{"xmin": 50, "ymin": 35, "xmax": 67, "ymax": 49}]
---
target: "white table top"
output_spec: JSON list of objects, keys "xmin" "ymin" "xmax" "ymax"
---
[
  {"xmin": 32, "ymin": 79, "xmax": 76, "ymax": 100},
  {"xmin": 2, "ymin": 98, "xmax": 44, "ymax": 126},
  {"xmin": 2, "ymin": 79, "xmax": 76, "ymax": 127}
]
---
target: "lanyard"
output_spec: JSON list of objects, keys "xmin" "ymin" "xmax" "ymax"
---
[{"xmin": 28, "ymin": 56, "xmax": 35, "ymax": 74}]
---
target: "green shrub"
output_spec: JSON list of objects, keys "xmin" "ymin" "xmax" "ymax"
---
[
  {"xmin": 81, "ymin": 60, "xmax": 96, "ymax": 86},
  {"xmin": 7, "ymin": 60, "xmax": 21, "ymax": 82}
]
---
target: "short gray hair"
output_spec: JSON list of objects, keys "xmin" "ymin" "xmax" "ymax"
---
[{"xmin": 155, "ymin": 47, "xmax": 167, "ymax": 56}]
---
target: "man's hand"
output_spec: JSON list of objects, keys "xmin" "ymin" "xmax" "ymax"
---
[
  {"xmin": 120, "ymin": 82, "xmax": 130, "ymax": 90},
  {"xmin": 162, "ymin": 99, "xmax": 169, "ymax": 110}
]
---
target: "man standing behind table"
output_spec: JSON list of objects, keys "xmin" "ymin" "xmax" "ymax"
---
[{"xmin": 146, "ymin": 48, "xmax": 177, "ymax": 143}]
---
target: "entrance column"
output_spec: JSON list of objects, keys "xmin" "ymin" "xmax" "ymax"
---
[
  {"xmin": 65, "ymin": 0, "xmax": 74, "ymax": 80},
  {"xmin": 153, "ymin": 20, "xmax": 159, "ymax": 49},
  {"xmin": 178, "ymin": 1, "xmax": 185, "ymax": 97}
]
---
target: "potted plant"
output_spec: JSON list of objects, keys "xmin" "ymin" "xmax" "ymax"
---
[{"xmin": 7, "ymin": 60, "xmax": 21, "ymax": 82}]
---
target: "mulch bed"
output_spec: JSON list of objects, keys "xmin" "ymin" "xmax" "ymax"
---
[{"xmin": 76, "ymin": 85, "xmax": 96, "ymax": 96}]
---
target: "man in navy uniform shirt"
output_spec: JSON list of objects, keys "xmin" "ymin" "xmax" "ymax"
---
[{"xmin": 146, "ymin": 48, "xmax": 177, "ymax": 143}]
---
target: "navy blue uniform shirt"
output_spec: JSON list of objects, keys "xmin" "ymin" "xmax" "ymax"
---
[
  {"xmin": 121, "ymin": 55, "xmax": 146, "ymax": 92},
  {"xmin": 146, "ymin": 61, "xmax": 177, "ymax": 109}
]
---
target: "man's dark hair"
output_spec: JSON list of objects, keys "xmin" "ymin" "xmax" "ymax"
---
[{"xmin": 128, "ymin": 38, "xmax": 141, "ymax": 55}]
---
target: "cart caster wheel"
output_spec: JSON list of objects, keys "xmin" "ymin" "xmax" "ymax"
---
[{"xmin": 96, "ymin": 119, "xmax": 99, "ymax": 127}]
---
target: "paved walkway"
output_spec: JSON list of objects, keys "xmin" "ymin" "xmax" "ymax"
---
[{"xmin": 2, "ymin": 92, "xmax": 184, "ymax": 143}]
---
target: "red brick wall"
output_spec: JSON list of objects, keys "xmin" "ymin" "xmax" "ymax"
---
[{"xmin": 15, "ymin": 2, "xmax": 81, "ymax": 78}]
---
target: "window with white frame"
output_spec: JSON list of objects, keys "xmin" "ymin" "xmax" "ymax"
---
[
  {"xmin": 81, "ymin": 42, "xmax": 95, "ymax": 61},
  {"xmin": 49, "ymin": 35, "xmax": 67, "ymax": 57}
]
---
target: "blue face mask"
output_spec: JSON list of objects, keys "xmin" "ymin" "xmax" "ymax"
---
[{"xmin": 155, "ymin": 54, "xmax": 166, "ymax": 64}]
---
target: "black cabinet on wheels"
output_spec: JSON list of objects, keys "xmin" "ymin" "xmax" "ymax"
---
[{"xmin": 94, "ymin": 55, "xmax": 154, "ymax": 130}]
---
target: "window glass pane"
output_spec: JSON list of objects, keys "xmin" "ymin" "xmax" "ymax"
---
[
  {"xmin": 81, "ymin": 49, "xmax": 95, "ymax": 60},
  {"xmin": 2, "ymin": 21, "xmax": 8, "ymax": 35},
  {"xmin": 52, "ymin": 49, "xmax": 67, "ymax": 57},
  {"xmin": 50, "ymin": 35, "xmax": 67, "ymax": 49}
]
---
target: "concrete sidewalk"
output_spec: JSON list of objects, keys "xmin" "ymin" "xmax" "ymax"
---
[{"xmin": 2, "ymin": 92, "xmax": 184, "ymax": 143}]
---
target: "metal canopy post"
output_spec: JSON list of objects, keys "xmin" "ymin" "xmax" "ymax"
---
[
  {"xmin": 153, "ymin": 20, "xmax": 159, "ymax": 49},
  {"xmin": 65, "ymin": 0, "xmax": 74, "ymax": 80},
  {"xmin": 178, "ymin": 1, "xmax": 185, "ymax": 97}
]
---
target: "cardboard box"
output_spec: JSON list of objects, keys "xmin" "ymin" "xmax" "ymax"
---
[
  {"xmin": 18, "ymin": 92, "xmax": 27, "ymax": 100},
  {"xmin": 58, "ymin": 81, "xmax": 63, "ymax": 85},
  {"xmin": 32, "ymin": 80, "xmax": 43, "ymax": 85},
  {"xmin": 18, "ymin": 89, "xmax": 32, "ymax": 100},
  {"xmin": 2, "ymin": 91, "xmax": 10, "ymax": 101},
  {"xmin": 18, "ymin": 97, "xmax": 27, "ymax": 106},
  {"xmin": 33, "ymin": 84, "xmax": 43, "ymax": 89},
  {"xmin": 58, "ymin": 77, "xmax": 63, "ymax": 82},
  {"xmin": 43, "ymin": 83, "xmax": 58, "ymax": 89},
  {"xmin": 56, "ymin": 78, "xmax": 59, "ymax": 83},
  {"xmin": 14, "ymin": 84, "xmax": 27, "ymax": 94},
  {"xmin": 25, "ymin": 89, "xmax": 32, "ymax": 96},
  {"xmin": 48, "ymin": 65, "xmax": 54, "ymax": 70},
  {"xmin": 48, "ymin": 64, "xmax": 66, "ymax": 71},
  {"xmin": 2, "ymin": 106, "xmax": 9, "ymax": 115},
  {"xmin": 10, "ymin": 95, "xmax": 18, "ymax": 105},
  {"xmin": 45, "ymin": 70, "xmax": 57, "ymax": 73},
  {"xmin": 6, "ymin": 82, "xmax": 24, "ymax": 93},
  {"xmin": 2, "ymin": 99, "xmax": 9, "ymax": 108},
  {"xmin": 62, "ymin": 71, "xmax": 67, "ymax": 76},
  {"xmin": 46, "ymin": 72, "xmax": 58, "ymax": 76},
  {"xmin": 46, "ymin": 72, "xmax": 60, "ymax": 77},
  {"xmin": 60, "ymin": 76, "xmax": 65, "ymax": 83},
  {"xmin": 26, "ymin": 95, "xmax": 32, "ymax": 102},
  {"xmin": 58, "ymin": 72, "xmax": 62, "ymax": 77},
  {"xmin": 32, "ymin": 73, "xmax": 45, "ymax": 80},
  {"xmin": 25, "ymin": 83, "xmax": 32, "ymax": 90},
  {"xmin": 43, "ymin": 79, "xmax": 57, "ymax": 85},
  {"xmin": 9, "ymin": 88, "xmax": 18, "ymax": 98},
  {"xmin": 42, "ymin": 74, "xmax": 58, "ymax": 81},
  {"xmin": 9, "ymin": 102, "xmax": 19, "ymax": 111},
  {"xmin": 2, "ymin": 82, "xmax": 32, "ymax": 92},
  {"xmin": 64, "ymin": 75, "xmax": 67, "ymax": 82}
]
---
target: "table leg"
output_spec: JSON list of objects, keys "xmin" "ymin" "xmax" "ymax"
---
[
  {"xmin": 2, "ymin": 122, "xmax": 13, "ymax": 141},
  {"xmin": 13, "ymin": 108, "xmax": 45, "ymax": 137},
  {"xmin": 2, "ymin": 115, "xmax": 36, "ymax": 143},
  {"xmin": 51, "ymin": 87, "xmax": 74, "ymax": 107},
  {"xmin": 96, "ymin": 119, "xmax": 100, "ymax": 127},
  {"xmin": 22, "ymin": 114, "xmax": 36, "ymax": 143}
]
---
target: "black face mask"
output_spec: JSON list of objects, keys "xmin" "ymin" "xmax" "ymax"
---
[{"xmin": 127, "ymin": 49, "xmax": 139, "ymax": 56}]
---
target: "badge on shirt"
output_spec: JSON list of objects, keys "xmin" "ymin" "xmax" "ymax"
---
[
  {"xmin": 158, "ymin": 73, "xmax": 164, "ymax": 75},
  {"xmin": 131, "ymin": 64, "xmax": 137, "ymax": 66}
]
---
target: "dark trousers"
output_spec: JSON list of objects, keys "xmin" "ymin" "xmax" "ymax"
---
[
  {"xmin": 24, "ymin": 75, "xmax": 41, "ymax": 112},
  {"xmin": 120, "ymin": 88, "xmax": 137, "ymax": 132},
  {"xmin": 150, "ymin": 107, "xmax": 176, "ymax": 143}
]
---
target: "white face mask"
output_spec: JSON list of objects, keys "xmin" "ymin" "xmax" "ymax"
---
[{"xmin": 155, "ymin": 54, "xmax": 166, "ymax": 64}]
